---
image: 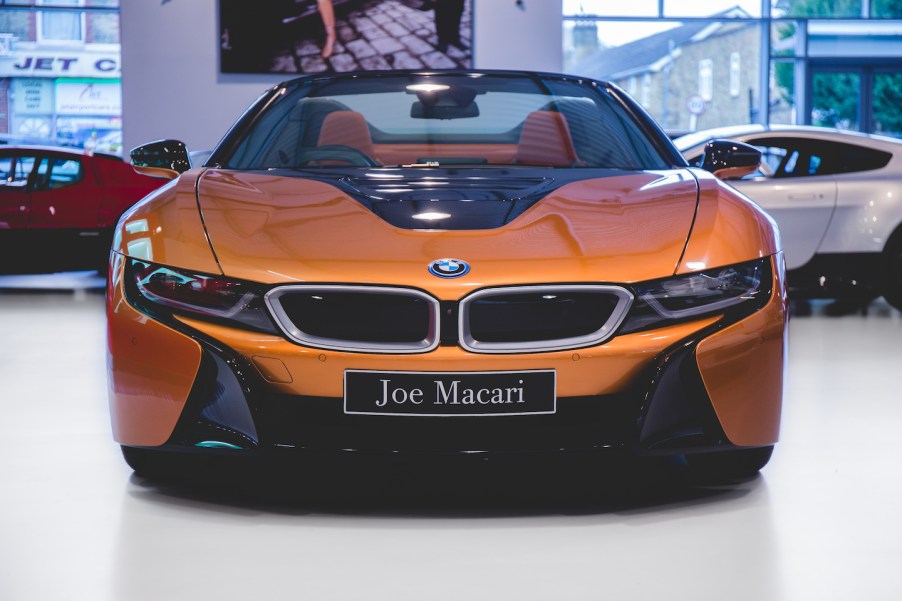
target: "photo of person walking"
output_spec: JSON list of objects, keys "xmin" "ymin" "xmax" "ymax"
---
[{"xmin": 220, "ymin": 0, "xmax": 472, "ymax": 74}]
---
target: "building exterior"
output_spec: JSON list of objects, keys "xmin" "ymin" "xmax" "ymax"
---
[
  {"xmin": 0, "ymin": 1, "xmax": 122, "ymax": 153},
  {"xmin": 570, "ymin": 9, "xmax": 762, "ymax": 132},
  {"xmin": 564, "ymin": 3, "xmax": 902, "ymax": 138}
]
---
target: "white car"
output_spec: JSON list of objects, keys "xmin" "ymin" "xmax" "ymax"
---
[{"xmin": 675, "ymin": 125, "xmax": 902, "ymax": 311}]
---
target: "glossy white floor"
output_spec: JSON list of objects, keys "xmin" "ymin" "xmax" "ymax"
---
[{"xmin": 1, "ymin": 277, "xmax": 901, "ymax": 601}]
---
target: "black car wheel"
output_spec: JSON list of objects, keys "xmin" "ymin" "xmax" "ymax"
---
[
  {"xmin": 121, "ymin": 445, "xmax": 213, "ymax": 479},
  {"xmin": 882, "ymin": 228, "xmax": 902, "ymax": 312},
  {"xmin": 684, "ymin": 445, "xmax": 774, "ymax": 481}
]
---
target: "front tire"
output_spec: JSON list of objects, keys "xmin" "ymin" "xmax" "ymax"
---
[
  {"xmin": 685, "ymin": 445, "xmax": 774, "ymax": 481},
  {"xmin": 121, "ymin": 445, "xmax": 209, "ymax": 479},
  {"xmin": 121, "ymin": 445, "xmax": 170, "ymax": 477},
  {"xmin": 882, "ymin": 229, "xmax": 902, "ymax": 312}
]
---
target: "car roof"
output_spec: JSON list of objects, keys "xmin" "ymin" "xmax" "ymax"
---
[
  {"xmin": 674, "ymin": 124, "xmax": 902, "ymax": 153},
  {"xmin": 0, "ymin": 144, "xmax": 123, "ymax": 161}
]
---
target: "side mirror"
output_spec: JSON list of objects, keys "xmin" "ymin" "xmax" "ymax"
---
[
  {"xmin": 700, "ymin": 139, "xmax": 761, "ymax": 180},
  {"xmin": 130, "ymin": 139, "xmax": 191, "ymax": 174}
]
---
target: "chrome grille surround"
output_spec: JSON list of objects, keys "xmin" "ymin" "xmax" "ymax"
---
[
  {"xmin": 264, "ymin": 285, "xmax": 441, "ymax": 354},
  {"xmin": 458, "ymin": 284, "xmax": 634, "ymax": 354}
]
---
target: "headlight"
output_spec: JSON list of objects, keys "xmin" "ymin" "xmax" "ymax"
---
[
  {"xmin": 124, "ymin": 258, "xmax": 278, "ymax": 334},
  {"xmin": 620, "ymin": 258, "xmax": 772, "ymax": 333}
]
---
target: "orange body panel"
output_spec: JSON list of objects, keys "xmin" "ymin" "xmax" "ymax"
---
[
  {"xmin": 114, "ymin": 168, "xmax": 220, "ymax": 275},
  {"xmin": 696, "ymin": 254, "xmax": 787, "ymax": 447},
  {"xmin": 193, "ymin": 170, "xmax": 700, "ymax": 294},
  {"xmin": 107, "ymin": 253, "xmax": 203, "ymax": 446},
  {"xmin": 677, "ymin": 169, "xmax": 781, "ymax": 273}
]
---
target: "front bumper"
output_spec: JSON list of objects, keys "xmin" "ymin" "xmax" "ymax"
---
[{"xmin": 107, "ymin": 253, "xmax": 787, "ymax": 456}]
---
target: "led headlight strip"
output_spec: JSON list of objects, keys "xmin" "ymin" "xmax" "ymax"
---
[
  {"xmin": 124, "ymin": 259, "xmax": 278, "ymax": 334},
  {"xmin": 619, "ymin": 257, "xmax": 773, "ymax": 334}
]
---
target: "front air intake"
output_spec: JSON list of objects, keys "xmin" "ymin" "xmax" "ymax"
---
[
  {"xmin": 458, "ymin": 285, "xmax": 633, "ymax": 353},
  {"xmin": 265, "ymin": 285, "xmax": 440, "ymax": 353}
]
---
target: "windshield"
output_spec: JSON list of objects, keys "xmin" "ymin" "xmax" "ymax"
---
[{"xmin": 223, "ymin": 74, "xmax": 671, "ymax": 171}]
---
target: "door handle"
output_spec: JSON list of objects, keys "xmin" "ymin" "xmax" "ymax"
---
[{"xmin": 788, "ymin": 193, "xmax": 817, "ymax": 200}]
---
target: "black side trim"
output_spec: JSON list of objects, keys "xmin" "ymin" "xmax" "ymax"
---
[
  {"xmin": 166, "ymin": 336, "xmax": 264, "ymax": 449},
  {"xmin": 637, "ymin": 339, "xmax": 727, "ymax": 452}
]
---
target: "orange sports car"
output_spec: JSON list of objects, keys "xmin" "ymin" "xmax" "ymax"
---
[{"xmin": 108, "ymin": 70, "xmax": 786, "ymax": 480}]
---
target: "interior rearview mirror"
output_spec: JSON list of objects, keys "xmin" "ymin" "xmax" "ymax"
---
[{"xmin": 410, "ymin": 85, "xmax": 479, "ymax": 119}]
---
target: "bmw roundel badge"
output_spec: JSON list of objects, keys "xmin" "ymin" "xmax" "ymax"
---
[{"xmin": 428, "ymin": 258, "xmax": 470, "ymax": 278}]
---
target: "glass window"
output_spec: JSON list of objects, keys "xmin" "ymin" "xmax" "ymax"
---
[
  {"xmin": 0, "ymin": 10, "xmax": 30, "ymax": 39},
  {"xmin": 666, "ymin": 1, "xmax": 762, "ymax": 17},
  {"xmin": 746, "ymin": 136, "xmax": 891, "ymax": 176},
  {"xmin": 38, "ymin": 0, "xmax": 85, "ymax": 43},
  {"xmin": 0, "ymin": 156, "xmax": 37, "ymax": 189},
  {"xmin": 33, "ymin": 157, "xmax": 83, "ymax": 191},
  {"xmin": 225, "ymin": 74, "xmax": 672, "ymax": 171},
  {"xmin": 772, "ymin": 21, "xmax": 805, "ymax": 58},
  {"xmin": 729, "ymin": 53, "xmax": 741, "ymax": 97},
  {"xmin": 88, "ymin": 12, "xmax": 119, "ymax": 43},
  {"xmin": 811, "ymin": 71, "xmax": 861, "ymax": 130},
  {"xmin": 770, "ymin": 60, "xmax": 798, "ymax": 125},
  {"xmin": 872, "ymin": 0, "xmax": 902, "ymax": 17},
  {"xmin": 564, "ymin": 3, "xmax": 902, "ymax": 134},
  {"xmin": 752, "ymin": 144, "xmax": 787, "ymax": 175},
  {"xmin": 86, "ymin": 0, "xmax": 120, "ymax": 43},
  {"xmin": 563, "ymin": 0, "xmax": 659, "ymax": 18},
  {"xmin": 564, "ymin": 17, "xmax": 761, "ymax": 131},
  {"xmin": 872, "ymin": 72, "xmax": 902, "ymax": 137},
  {"xmin": 775, "ymin": 0, "xmax": 863, "ymax": 18},
  {"xmin": 0, "ymin": 158, "xmax": 12, "ymax": 186},
  {"xmin": 698, "ymin": 59, "xmax": 714, "ymax": 101}
]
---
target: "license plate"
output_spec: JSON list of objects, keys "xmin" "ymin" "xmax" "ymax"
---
[{"xmin": 344, "ymin": 370, "xmax": 556, "ymax": 416}]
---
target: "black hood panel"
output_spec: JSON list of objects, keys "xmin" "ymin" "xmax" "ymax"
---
[{"xmin": 264, "ymin": 167, "xmax": 633, "ymax": 230}]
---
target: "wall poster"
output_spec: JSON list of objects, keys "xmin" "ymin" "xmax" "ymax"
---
[{"xmin": 219, "ymin": 0, "xmax": 472, "ymax": 74}]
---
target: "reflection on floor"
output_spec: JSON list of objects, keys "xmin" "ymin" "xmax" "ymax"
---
[{"xmin": 1, "ymin": 276, "xmax": 901, "ymax": 601}]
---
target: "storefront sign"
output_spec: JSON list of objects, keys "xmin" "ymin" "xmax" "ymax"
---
[
  {"xmin": 55, "ymin": 80, "xmax": 122, "ymax": 116},
  {"xmin": 11, "ymin": 79, "xmax": 54, "ymax": 114},
  {"xmin": 0, "ymin": 50, "xmax": 120, "ymax": 78}
]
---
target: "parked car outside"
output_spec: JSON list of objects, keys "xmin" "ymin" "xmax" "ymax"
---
[
  {"xmin": 109, "ymin": 70, "xmax": 786, "ymax": 481},
  {"xmin": 675, "ymin": 125, "xmax": 902, "ymax": 310},
  {"xmin": 0, "ymin": 146, "xmax": 167, "ymax": 273}
]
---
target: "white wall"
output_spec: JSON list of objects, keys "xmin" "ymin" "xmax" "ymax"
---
[
  {"xmin": 473, "ymin": 0, "xmax": 562, "ymax": 72},
  {"xmin": 121, "ymin": 0, "xmax": 562, "ymax": 153}
]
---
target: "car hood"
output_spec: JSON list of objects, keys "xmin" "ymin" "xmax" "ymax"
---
[{"xmin": 196, "ymin": 169, "xmax": 700, "ymax": 296}]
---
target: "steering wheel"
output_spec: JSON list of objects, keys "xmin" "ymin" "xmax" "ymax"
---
[{"xmin": 295, "ymin": 145, "xmax": 379, "ymax": 167}]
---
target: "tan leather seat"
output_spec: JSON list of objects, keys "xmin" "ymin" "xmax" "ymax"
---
[
  {"xmin": 514, "ymin": 111, "xmax": 579, "ymax": 167},
  {"xmin": 316, "ymin": 111, "xmax": 378, "ymax": 161}
]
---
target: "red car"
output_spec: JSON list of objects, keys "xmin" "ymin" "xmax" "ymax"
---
[{"xmin": 0, "ymin": 146, "xmax": 166, "ymax": 273}]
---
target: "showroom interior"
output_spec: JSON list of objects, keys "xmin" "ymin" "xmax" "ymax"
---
[{"xmin": 1, "ymin": 1, "xmax": 901, "ymax": 600}]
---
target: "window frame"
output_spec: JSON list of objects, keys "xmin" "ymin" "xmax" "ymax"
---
[{"xmin": 35, "ymin": 0, "xmax": 87, "ymax": 46}]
